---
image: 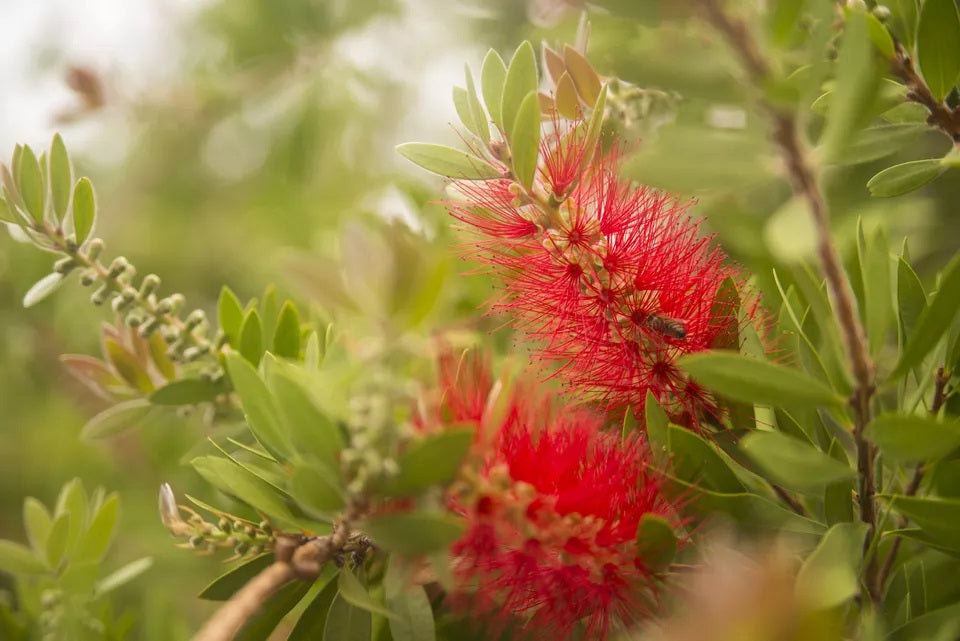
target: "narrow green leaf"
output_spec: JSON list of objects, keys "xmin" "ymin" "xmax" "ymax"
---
[
  {"xmin": 634, "ymin": 514, "xmax": 677, "ymax": 573},
  {"xmin": 259, "ymin": 286, "xmax": 278, "ymax": 349},
  {"xmin": 225, "ymin": 352, "xmax": 292, "ymax": 460},
  {"xmin": 678, "ymin": 352, "xmax": 844, "ymax": 408},
  {"xmin": 71, "ymin": 177, "xmax": 96, "ymax": 245},
  {"xmin": 501, "ymin": 41, "xmax": 538, "ymax": 143},
  {"xmin": 385, "ymin": 556, "xmax": 436, "ymax": 641},
  {"xmin": 199, "ymin": 554, "xmax": 274, "ymax": 600},
  {"xmin": 55, "ymin": 479, "xmax": 88, "ymax": 555},
  {"xmin": 645, "ymin": 390, "xmax": 669, "ymax": 465},
  {"xmin": 886, "ymin": 495, "xmax": 960, "ymax": 543},
  {"xmin": 464, "ymin": 66, "xmax": 490, "ymax": 142},
  {"xmin": 868, "ymin": 159, "xmax": 947, "ymax": 197},
  {"xmin": 857, "ymin": 222, "xmax": 893, "ymax": 356},
  {"xmin": 239, "ymin": 308, "xmax": 263, "ymax": 366},
  {"xmin": 917, "ymin": 0, "xmax": 960, "ymax": 101},
  {"xmin": 579, "ymin": 83, "xmax": 607, "ymax": 174},
  {"xmin": 834, "ymin": 124, "xmax": 926, "ymax": 166},
  {"xmin": 891, "ymin": 252, "xmax": 960, "ymax": 379},
  {"xmin": 81, "ymin": 399, "xmax": 154, "ymax": 439},
  {"xmin": 45, "ymin": 513, "xmax": 70, "ymax": 569},
  {"xmin": 74, "ymin": 493, "xmax": 118, "ymax": 563},
  {"xmin": 768, "ymin": 0, "xmax": 806, "ymax": 45},
  {"xmin": 897, "ymin": 255, "xmax": 927, "ymax": 344},
  {"xmin": 104, "ymin": 338, "xmax": 153, "ymax": 392},
  {"xmin": 0, "ymin": 197, "xmax": 18, "ymax": 225},
  {"xmin": 741, "ymin": 431, "xmax": 856, "ymax": 493},
  {"xmin": 387, "ymin": 428, "xmax": 474, "ymax": 497},
  {"xmin": 266, "ymin": 367, "xmax": 343, "ymax": 464},
  {"xmin": 885, "ymin": 0, "xmax": 919, "ymax": 49},
  {"xmin": 235, "ymin": 578, "xmax": 312, "ymax": 641},
  {"xmin": 23, "ymin": 498, "xmax": 52, "ymax": 555},
  {"xmin": 481, "ymin": 49, "xmax": 508, "ymax": 128},
  {"xmin": 23, "ymin": 272, "xmax": 64, "ymax": 308},
  {"xmin": 562, "ymin": 45, "xmax": 601, "ymax": 105},
  {"xmin": 867, "ymin": 413, "xmax": 960, "ymax": 463},
  {"xmin": 218, "ymin": 286, "xmax": 244, "ymax": 346},
  {"xmin": 361, "ymin": 512, "xmax": 464, "ymax": 555},
  {"xmin": 795, "ymin": 522, "xmax": 866, "ymax": 609},
  {"xmin": 510, "ymin": 92, "xmax": 541, "ymax": 189},
  {"xmin": 452, "ymin": 87, "xmax": 477, "ymax": 137},
  {"xmin": 16, "ymin": 146, "xmax": 44, "ymax": 223},
  {"xmin": 148, "ymin": 332, "xmax": 176, "ymax": 380},
  {"xmin": 273, "ymin": 301, "xmax": 301, "ymax": 359},
  {"xmin": 288, "ymin": 571, "xmax": 340, "ymax": 640},
  {"xmin": 822, "ymin": 10, "xmax": 881, "ymax": 161},
  {"xmin": 324, "ymin": 592, "xmax": 371, "ymax": 641},
  {"xmin": 0, "ymin": 540, "xmax": 47, "ymax": 575},
  {"xmin": 94, "ymin": 557, "xmax": 153, "ymax": 596},
  {"xmin": 864, "ymin": 9, "xmax": 896, "ymax": 59},
  {"xmin": 150, "ymin": 378, "xmax": 221, "ymax": 406},
  {"xmin": 338, "ymin": 566, "xmax": 398, "ymax": 619},
  {"xmin": 191, "ymin": 456, "xmax": 298, "ymax": 526},
  {"xmin": 290, "ymin": 464, "xmax": 345, "ymax": 514},
  {"xmin": 396, "ymin": 143, "xmax": 500, "ymax": 180},
  {"xmin": 49, "ymin": 134, "xmax": 72, "ymax": 222}
]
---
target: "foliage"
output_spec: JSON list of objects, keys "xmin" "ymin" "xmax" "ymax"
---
[{"xmin": 2, "ymin": 0, "xmax": 960, "ymax": 640}]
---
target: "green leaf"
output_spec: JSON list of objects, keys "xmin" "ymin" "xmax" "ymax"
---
[
  {"xmin": 386, "ymin": 428, "xmax": 474, "ymax": 497},
  {"xmin": 290, "ymin": 464, "xmax": 345, "ymax": 514},
  {"xmin": 218, "ymin": 286, "xmax": 244, "ymax": 346},
  {"xmin": 889, "ymin": 603, "xmax": 960, "ymax": 641},
  {"xmin": 891, "ymin": 252, "xmax": 960, "ymax": 379},
  {"xmin": 867, "ymin": 413, "xmax": 960, "ymax": 463},
  {"xmin": 453, "ymin": 87, "xmax": 476, "ymax": 136},
  {"xmin": 49, "ymin": 134, "xmax": 72, "ymax": 222},
  {"xmin": 822, "ymin": 10, "xmax": 882, "ymax": 162},
  {"xmin": 23, "ymin": 498, "xmax": 52, "ymax": 555},
  {"xmin": 678, "ymin": 352, "xmax": 844, "ymax": 408},
  {"xmin": 385, "ymin": 556, "xmax": 436, "ymax": 641},
  {"xmin": 868, "ymin": 159, "xmax": 947, "ymax": 197},
  {"xmin": 644, "ymin": 390, "xmax": 669, "ymax": 465},
  {"xmin": 897, "ymin": 254, "xmax": 927, "ymax": 344},
  {"xmin": 767, "ymin": 0, "xmax": 806, "ymax": 46},
  {"xmin": 886, "ymin": 0, "xmax": 919, "ymax": 49},
  {"xmin": 857, "ymin": 222, "xmax": 893, "ymax": 356},
  {"xmin": 501, "ymin": 41, "xmax": 538, "ymax": 143},
  {"xmin": 324, "ymin": 592, "xmax": 371, "ymax": 641},
  {"xmin": 267, "ymin": 366, "xmax": 343, "ymax": 465},
  {"xmin": 71, "ymin": 177, "xmax": 95, "ymax": 245},
  {"xmin": 509, "ymin": 92, "xmax": 541, "ymax": 189},
  {"xmin": 259, "ymin": 286, "xmax": 279, "ymax": 348},
  {"xmin": 0, "ymin": 197, "xmax": 18, "ymax": 225},
  {"xmin": 396, "ymin": 143, "xmax": 500, "ymax": 180},
  {"xmin": 886, "ymin": 495, "xmax": 960, "ymax": 544},
  {"xmin": 225, "ymin": 352, "xmax": 292, "ymax": 460},
  {"xmin": 795, "ymin": 522, "xmax": 866, "ymax": 609},
  {"xmin": 95, "ymin": 556, "xmax": 153, "ymax": 596},
  {"xmin": 235, "ymin": 578, "xmax": 312, "ymax": 641},
  {"xmin": 481, "ymin": 49, "xmax": 507, "ymax": 128},
  {"xmin": 104, "ymin": 338, "xmax": 153, "ymax": 392},
  {"xmin": 338, "ymin": 566, "xmax": 398, "ymax": 619},
  {"xmin": 80, "ymin": 399, "xmax": 154, "ymax": 439},
  {"xmin": 16, "ymin": 146, "xmax": 44, "ymax": 223},
  {"xmin": 652, "ymin": 423, "xmax": 745, "ymax": 493},
  {"xmin": 55, "ymin": 479, "xmax": 88, "ymax": 555},
  {"xmin": 634, "ymin": 514, "xmax": 677, "ymax": 573},
  {"xmin": 150, "ymin": 378, "xmax": 221, "ymax": 406},
  {"xmin": 45, "ymin": 513, "xmax": 70, "ymax": 569},
  {"xmin": 917, "ymin": 0, "xmax": 960, "ymax": 101},
  {"xmin": 834, "ymin": 124, "xmax": 926, "ymax": 166},
  {"xmin": 562, "ymin": 44, "xmax": 601, "ymax": 105},
  {"xmin": 741, "ymin": 431, "xmax": 856, "ymax": 493},
  {"xmin": 148, "ymin": 332, "xmax": 176, "ymax": 380},
  {"xmin": 273, "ymin": 301, "xmax": 301, "ymax": 359},
  {"xmin": 361, "ymin": 512, "xmax": 464, "ymax": 555},
  {"xmin": 23, "ymin": 272, "xmax": 64, "ymax": 308},
  {"xmin": 864, "ymin": 9, "xmax": 895, "ymax": 59},
  {"xmin": 191, "ymin": 456, "xmax": 298, "ymax": 527},
  {"xmin": 239, "ymin": 308, "xmax": 263, "ymax": 366},
  {"xmin": 199, "ymin": 554, "xmax": 274, "ymax": 600},
  {"xmin": 464, "ymin": 65, "xmax": 490, "ymax": 142},
  {"xmin": 689, "ymin": 486, "xmax": 825, "ymax": 535},
  {"xmin": 580, "ymin": 84, "xmax": 607, "ymax": 172},
  {"xmin": 288, "ymin": 571, "xmax": 340, "ymax": 640},
  {"xmin": 74, "ymin": 493, "xmax": 118, "ymax": 563},
  {"xmin": 0, "ymin": 540, "xmax": 47, "ymax": 575}
]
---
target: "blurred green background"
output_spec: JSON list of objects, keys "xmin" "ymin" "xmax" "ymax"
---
[{"xmin": 2, "ymin": 0, "xmax": 958, "ymax": 637}]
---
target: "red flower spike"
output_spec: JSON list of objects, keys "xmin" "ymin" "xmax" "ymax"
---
[
  {"xmin": 427, "ymin": 353, "xmax": 682, "ymax": 640},
  {"xmin": 447, "ymin": 115, "xmax": 759, "ymax": 425}
]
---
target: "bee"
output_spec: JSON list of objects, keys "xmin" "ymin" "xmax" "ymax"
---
[{"xmin": 644, "ymin": 313, "xmax": 687, "ymax": 340}]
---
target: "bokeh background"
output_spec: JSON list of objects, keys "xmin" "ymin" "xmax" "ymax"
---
[{"xmin": 2, "ymin": 0, "xmax": 957, "ymax": 636}]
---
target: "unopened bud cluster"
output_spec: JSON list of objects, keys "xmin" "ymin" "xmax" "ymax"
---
[{"xmin": 341, "ymin": 391, "xmax": 413, "ymax": 495}]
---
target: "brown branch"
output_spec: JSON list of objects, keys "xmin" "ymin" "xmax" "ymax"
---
[
  {"xmin": 697, "ymin": 0, "xmax": 880, "ymax": 604},
  {"xmin": 192, "ymin": 500, "xmax": 368, "ymax": 641},
  {"xmin": 771, "ymin": 483, "xmax": 810, "ymax": 518},
  {"xmin": 890, "ymin": 44, "xmax": 960, "ymax": 146},
  {"xmin": 874, "ymin": 367, "xmax": 951, "ymax": 594}
]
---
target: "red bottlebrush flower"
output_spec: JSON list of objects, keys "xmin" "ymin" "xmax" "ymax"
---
[
  {"xmin": 447, "ymin": 117, "xmax": 757, "ymax": 425},
  {"xmin": 428, "ymin": 352, "xmax": 681, "ymax": 640}
]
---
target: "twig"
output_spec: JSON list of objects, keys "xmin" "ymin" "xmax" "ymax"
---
[
  {"xmin": 697, "ymin": 0, "xmax": 880, "ymax": 604},
  {"xmin": 890, "ymin": 43, "xmax": 960, "ymax": 146},
  {"xmin": 771, "ymin": 483, "xmax": 810, "ymax": 518},
  {"xmin": 193, "ymin": 561, "xmax": 296, "ymax": 641},
  {"xmin": 874, "ymin": 367, "xmax": 950, "ymax": 593}
]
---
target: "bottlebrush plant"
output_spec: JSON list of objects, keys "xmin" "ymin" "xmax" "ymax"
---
[{"xmin": 2, "ymin": 1, "xmax": 960, "ymax": 640}]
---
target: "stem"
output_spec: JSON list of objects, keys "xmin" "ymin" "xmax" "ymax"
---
[
  {"xmin": 192, "ymin": 561, "xmax": 295, "ymax": 641},
  {"xmin": 890, "ymin": 43, "xmax": 960, "ymax": 146},
  {"xmin": 697, "ymin": 0, "xmax": 880, "ymax": 604}
]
